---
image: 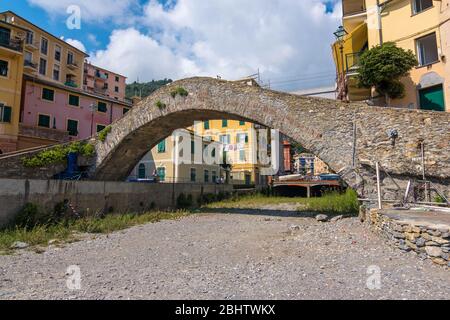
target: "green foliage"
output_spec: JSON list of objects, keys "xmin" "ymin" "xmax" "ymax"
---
[
  {"xmin": 358, "ymin": 42, "xmax": 418, "ymax": 100},
  {"xmin": 434, "ymin": 195, "xmax": 446, "ymax": 204},
  {"xmin": 125, "ymin": 79, "xmax": 173, "ymax": 99},
  {"xmin": 155, "ymin": 100, "xmax": 166, "ymax": 110},
  {"xmin": 98, "ymin": 126, "xmax": 112, "ymax": 142},
  {"xmin": 170, "ymin": 86, "xmax": 189, "ymax": 98},
  {"xmin": 177, "ymin": 193, "xmax": 193, "ymax": 209},
  {"xmin": 22, "ymin": 142, "xmax": 95, "ymax": 168}
]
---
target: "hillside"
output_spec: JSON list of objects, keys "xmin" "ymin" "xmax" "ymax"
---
[{"xmin": 126, "ymin": 79, "xmax": 173, "ymax": 99}]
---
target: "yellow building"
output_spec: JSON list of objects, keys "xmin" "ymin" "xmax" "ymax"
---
[
  {"xmin": 333, "ymin": 0, "xmax": 449, "ymax": 111},
  {"xmin": 193, "ymin": 120, "xmax": 269, "ymax": 186},
  {"xmin": 0, "ymin": 19, "xmax": 25, "ymax": 153},
  {"xmin": 130, "ymin": 129, "xmax": 223, "ymax": 184}
]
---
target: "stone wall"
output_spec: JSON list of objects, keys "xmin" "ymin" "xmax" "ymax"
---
[
  {"xmin": 0, "ymin": 179, "xmax": 233, "ymax": 227},
  {"xmin": 362, "ymin": 207, "xmax": 450, "ymax": 268}
]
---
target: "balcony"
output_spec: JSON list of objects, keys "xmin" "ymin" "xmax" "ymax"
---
[
  {"xmin": 0, "ymin": 37, "xmax": 23, "ymax": 53},
  {"xmin": 95, "ymin": 71, "xmax": 108, "ymax": 80},
  {"xmin": 65, "ymin": 80, "xmax": 78, "ymax": 88},
  {"xmin": 93, "ymin": 86, "xmax": 107, "ymax": 95},
  {"xmin": 24, "ymin": 60, "xmax": 38, "ymax": 71},
  {"xmin": 345, "ymin": 52, "xmax": 363, "ymax": 75},
  {"xmin": 343, "ymin": 0, "xmax": 366, "ymax": 17},
  {"xmin": 24, "ymin": 40, "xmax": 39, "ymax": 50},
  {"xmin": 67, "ymin": 60, "xmax": 79, "ymax": 70}
]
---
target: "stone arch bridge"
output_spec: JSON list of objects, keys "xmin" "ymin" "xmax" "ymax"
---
[{"xmin": 0, "ymin": 77, "xmax": 449, "ymax": 199}]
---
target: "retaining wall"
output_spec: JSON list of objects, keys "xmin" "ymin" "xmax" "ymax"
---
[{"xmin": 0, "ymin": 179, "xmax": 233, "ymax": 227}]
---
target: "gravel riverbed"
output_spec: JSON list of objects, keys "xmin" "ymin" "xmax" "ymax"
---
[{"xmin": 0, "ymin": 204, "xmax": 449, "ymax": 300}]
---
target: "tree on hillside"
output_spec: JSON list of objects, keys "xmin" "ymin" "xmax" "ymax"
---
[
  {"xmin": 357, "ymin": 42, "xmax": 418, "ymax": 106},
  {"xmin": 126, "ymin": 79, "xmax": 173, "ymax": 99}
]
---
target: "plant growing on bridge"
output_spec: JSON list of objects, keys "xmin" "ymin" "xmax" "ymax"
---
[
  {"xmin": 98, "ymin": 126, "xmax": 112, "ymax": 142},
  {"xmin": 170, "ymin": 86, "xmax": 189, "ymax": 98},
  {"xmin": 155, "ymin": 100, "xmax": 166, "ymax": 110},
  {"xmin": 22, "ymin": 142, "xmax": 95, "ymax": 168},
  {"xmin": 357, "ymin": 42, "xmax": 418, "ymax": 105}
]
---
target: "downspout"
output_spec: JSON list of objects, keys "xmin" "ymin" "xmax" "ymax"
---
[{"xmin": 376, "ymin": 0, "xmax": 384, "ymax": 45}]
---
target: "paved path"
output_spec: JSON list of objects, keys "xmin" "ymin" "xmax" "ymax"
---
[{"xmin": 0, "ymin": 204, "xmax": 449, "ymax": 300}]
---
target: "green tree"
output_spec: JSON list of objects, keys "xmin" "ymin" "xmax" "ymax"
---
[{"xmin": 357, "ymin": 42, "xmax": 418, "ymax": 105}]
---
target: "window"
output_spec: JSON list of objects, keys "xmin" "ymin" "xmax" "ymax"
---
[
  {"xmin": 54, "ymin": 45, "xmax": 61, "ymax": 62},
  {"xmin": 67, "ymin": 52, "xmax": 74, "ymax": 65},
  {"xmin": 239, "ymin": 149, "xmax": 246, "ymax": 161},
  {"xmin": 24, "ymin": 51, "xmax": 32, "ymax": 64},
  {"xmin": 68, "ymin": 94, "xmax": 79, "ymax": 107},
  {"xmin": 219, "ymin": 134, "xmax": 230, "ymax": 144},
  {"xmin": 103, "ymin": 83, "xmax": 108, "ymax": 89},
  {"xmin": 204, "ymin": 120, "xmax": 210, "ymax": 130},
  {"xmin": 96, "ymin": 124, "xmax": 106, "ymax": 133},
  {"xmin": 237, "ymin": 133, "xmax": 249, "ymax": 144},
  {"xmin": 97, "ymin": 101, "xmax": 107, "ymax": 113},
  {"xmin": 157, "ymin": 140, "xmax": 166, "ymax": 153},
  {"xmin": 115, "ymin": 86, "xmax": 119, "ymax": 93},
  {"xmin": 25, "ymin": 30, "xmax": 33, "ymax": 45},
  {"xmin": 123, "ymin": 108, "xmax": 130, "ymax": 115},
  {"xmin": 222, "ymin": 119, "xmax": 228, "ymax": 127},
  {"xmin": 239, "ymin": 121, "xmax": 246, "ymax": 126},
  {"xmin": 39, "ymin": 58, "xmax": 47, "ymax": 76},
  {"xmin": 115, "ymin": 76, "xmax": 120, "ymax": 82},
  {"xmin": 416, "ymin": 33, "xmax": 439, "ymax": 66},
  {"xmin": 0, "ymin": 104, "xmax": 12, "ymax": 123},
  {"xmin": 53, "ymin": 65, "xmax": 60, "ymax": 81},
  {"xmin": 67, "ymin": 119, "xmax": 78, "ymax": 136},
  {"xmin": 157, "ymin": 167, "xmax": 166, "ymax": 182},
  {"xmin": 212, "ymin": 171, "xmax": 217, "ymax": 183},
  {"xmin": 191, "ymin": 140, "xmax": 195, "ymax": 154},
  {"xmin": 204, "ymin": 170, "xmax": 209, "ymax": 183},
  {"xmin": 42, "ymin": 88, "xmax": 54, "ymax": 101},
  {"xmin": 412, "ymin": 0, "xmax": 433, "ymax": 14},
  {"xmin": 190, "ymin": 168, "xmax": 196, "ymax": 182},
  {"xmin": 419, "ymin": 84, "xmax": 445, "ymax": 112},
  {"xmin": 0, "ymin": 60, "xmax": 8, "ymax": 77},
  {"xmin": 40, "ymin": 38, "xmax": 48, "ymax": 55},
  {"xmin": 138, "ymin": 163, "xmax": 146, "ymax": 179},
  {"xmin": 38, "ymin": 114, "xmax": 50, "ymax": 128}
]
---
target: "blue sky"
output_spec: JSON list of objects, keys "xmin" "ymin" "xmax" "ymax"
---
[{"xmin": 0, "ymin": 0, "xmax": 342, "ymax": 91}]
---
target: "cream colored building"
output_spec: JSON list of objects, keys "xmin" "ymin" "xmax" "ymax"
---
[{"xmin": 129, "ymin": 129, "xmax": 224, "ymax": 184}]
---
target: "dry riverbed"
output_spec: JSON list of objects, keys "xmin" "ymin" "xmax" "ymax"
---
[{"xmin": 0, "ymin": 203, "xmax": 449, "ymax": 300}]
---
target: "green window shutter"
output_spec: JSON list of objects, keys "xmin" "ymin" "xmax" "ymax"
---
[
  {"xmin": 68, "ymin": 95, "xmax": 79, "ymax": 107},
  {"xmin": 157, "ymin": 140, "xmax": 166, "ymax": 153},
  {"xmin": 222, "ymin": 119, "xmax": 228, "ymax": 127},
  {"xmin": 38, "ymin": 115, "xmax": 50, "ymax": 128},
  {"xmin": 138, "ymin": 164, "xmax": 146, "ymax": 179},
  {"xmin": 157, "ymin": 167, "xmax": 166, "ymax": 182},
  {"xmin": 67, "ymin": 120, "xmax": 78, "ymax": 136},
  {"xmin": 190, "ymin": 168, "xmax": 196, "ymax": 182},
  {"xmin": 239, "ymin": 121, "xmax": 245, "ymax": 126},
  {"xmin": 96, "ymin": 125, "xmax": 106, "ymax": 133},
  {"xmin": 204, "ymin": 120, "xmax": 210, "ymax": 130},
  {"xmin": 42, "ymin": 88, "xmax": 54, "ymax": 101},
  {"xmin": 97, "ymin": 102, "xmax": 107, "ymax": 113},
  {"xmin": 204, "ymin": 170, "xmax": 209, "ymax": 183},
  {"xmin": 2, "ymin": 106, "xmax": 11, "ymax": 123},
  {"xmin": 191, "ymin": 140, "xmax": 195, "ymax": 154},
  {"xmin": 419, "ymin": 85, "xmax": 445, "ymax": 112}
]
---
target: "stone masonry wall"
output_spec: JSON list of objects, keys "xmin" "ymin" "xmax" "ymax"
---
[{"xmin": 362, "ymin": 207, "xmax": 450, "ymax": 268}]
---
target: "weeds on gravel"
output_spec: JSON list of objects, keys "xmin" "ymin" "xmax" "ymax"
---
[
  {"xmin": 204, "ymin": 189, "xmax": 359, "ymax": 215},
  {"xmin": 0, "ymin": 211, "xmax": 190, "ymax": 255}
]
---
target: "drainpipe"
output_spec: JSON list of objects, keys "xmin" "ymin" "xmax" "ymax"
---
[{"xmin": 376, "ymin": 0, "xmax": 384, "ymax": 45}]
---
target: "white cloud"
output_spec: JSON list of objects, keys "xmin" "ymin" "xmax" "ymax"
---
[
  {"xmin": 51, "ymin": 0, "xmax": 342, "ymax": 90},
  {"xmin": 64, "ymin": 38, "xmax": 86, "ymax": 52}
]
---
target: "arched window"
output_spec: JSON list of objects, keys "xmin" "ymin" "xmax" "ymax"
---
[{"xmin": 138, "ymin": 163, "xmax": 146, "ymax": 179}]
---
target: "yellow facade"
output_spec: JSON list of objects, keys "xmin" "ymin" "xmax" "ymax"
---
[
  {"xmin": 0, "ymin": 11, "xmax": 87, "ymax": 88},
  {"xmin": 0, "ymin": 20, "xmax": 25, "ymax": 153},
  {"xmin": 334, "ymin": 0, "xmax": 449, "ymax": 111},
  {"xmin": 193, "ymin": 120, "xmax": 268, "ymax": 186}
]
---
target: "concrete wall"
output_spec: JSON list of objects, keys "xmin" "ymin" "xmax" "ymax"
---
[{"xmin": 0, "ymin": 179, "xmax": 234, "ymax": 227}]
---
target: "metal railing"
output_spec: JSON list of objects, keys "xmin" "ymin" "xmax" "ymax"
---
[
  {"xmin": 345, "ymin": 52, "xmax": 363, "ymax": 75},
  {"xmin": 0, "ymin": 38, "xmax": 22, "ymax": 52},
  {"xmin": 24, "ymin": 60, "xmax": 37, "ymax": 69}
]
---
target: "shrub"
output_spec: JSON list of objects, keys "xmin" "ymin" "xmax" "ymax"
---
[
  {"xmin": 22, "ymin": 142, "xmax": 95, "ymax": 168},
  {"xmin": 98, "ymin": 126, "xmax": 112, "ymax": 142},
  {"xmin": 155, "ymin": 100, "xmax": 166, "ymax": 110},
  {"xmin": 13, "ymin": 203, "xmax": 54, "ymax": 229},
  {"xmin": 170, "ymin": 86, "xmax": 189, "ymax": 98},
  {"xmin": 177, "ymin": 193, "xmax": 193, "ymax": 209}
]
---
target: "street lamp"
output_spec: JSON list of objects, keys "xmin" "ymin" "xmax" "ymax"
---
[{"xmin": 333, "ymin": 26, "xmax": 348, "ymax": 74}]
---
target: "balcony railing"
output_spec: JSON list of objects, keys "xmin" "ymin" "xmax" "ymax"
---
[
  {"xmin": 67, "ymin": 60, "xmax": 79, "ymax": 69},
  {"xmin": 24, "ymin": 60, "xmax": 38, "ymax": 69},
  {"xmin": 345, "ymin": 52, "xmax": 363, "ymax": 75},
  {"xmin": 343, "ymin": 0, "xmax": 366, "ymax": 17},
  {"xmin": 65, "ymin": 80, "xmax": 78, "ymax": 88},
  {"xmin": 24, "ymin": 40, "xmax": 39, "ymax": 50},
  {"xmin": 95, "ymin": 71, "xmax": 108, "ymax": 80},
  {"xmin": 0, "ymin": 38, "xmax": 23, "ymax": 52}
]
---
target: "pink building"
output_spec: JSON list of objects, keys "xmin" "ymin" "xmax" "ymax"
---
[
  {"xmin": 83, "ymin": 61, "xmax": 128, "ymax": 103},
  {"xmin": 18, "ymin": 76, "xmax": 132, "ymax": 149}
]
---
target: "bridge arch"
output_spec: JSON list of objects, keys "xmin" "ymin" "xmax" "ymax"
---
[{"xmin": 89, "ymin": 77, "xmax": 449, "ymax": 199}]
